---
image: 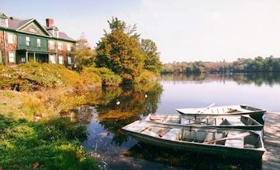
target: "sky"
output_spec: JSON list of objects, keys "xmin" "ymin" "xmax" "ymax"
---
[{"xmin": 1, "ymin": 0, "xmax": 280, "ymax": 63}]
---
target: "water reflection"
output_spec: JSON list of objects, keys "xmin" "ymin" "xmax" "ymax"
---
[
  {"xmin": 161, "ymin": 73, "xmax": 280, "ymax": 86},
  {"xmin": 96, "ymin": 83, "xmax": 163, "ymax": 146},
  {"xmin": 78, "ymin": 73, "xmax": 280, "ymax": 169},
  {"xmin": 125, "ymin": 142, "xmax": 262, "ymax": 170}
]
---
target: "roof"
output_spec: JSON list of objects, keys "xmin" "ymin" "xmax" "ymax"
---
[
  {"xmin": 0, "ymin": 15, "xmax": 75, "ymax": 42},
  {"xmin": 8, "ymin": 18, "xmax": 33, "ymax": 30},
  {"xmin": 44, "ymin": 26, "xmax": 75, "ymax": 41}
]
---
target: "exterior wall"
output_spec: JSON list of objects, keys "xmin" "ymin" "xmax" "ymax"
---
[
  {"xmin": 17, "ymin": 33, "xmax": 47, "ymax": 51},
  {"xmin": 48, "ymin": 39, "xmax": 75, "ymax": 68},
  {"xmin": 0, "ymin": 30, "xmax": 18, "ymax": 65}
]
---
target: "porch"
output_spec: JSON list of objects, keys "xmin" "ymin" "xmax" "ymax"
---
[{"xmin": 16, "ymin": 49, "xmax": 56, "ymax": 64}]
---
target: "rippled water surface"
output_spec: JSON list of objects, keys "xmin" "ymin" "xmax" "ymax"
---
[{"xmin": 79, "ymin": 73, "xmax": 280, "ymax": 170}]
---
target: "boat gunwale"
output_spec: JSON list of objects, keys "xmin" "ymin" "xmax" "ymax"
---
[
  {"xmin": 122, "ymin": 120, "xmax": 266, "ymax": 153},
  {"xmin": 176, "ymin": 104, "xmax": 266, "ymax": 115},
  {"xmin": 145, "ymin": 114, "xmax": 264, "ymax": 130}
]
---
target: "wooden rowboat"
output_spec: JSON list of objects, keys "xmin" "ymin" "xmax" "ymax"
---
[
  {"xmin": 122, "ymin": 120, "xmax": 265, "ymax": 158},
  {"xmin": 145, "ymin": 114, "xmax": 263, "ymax": 130},
  {"xmin": 176, "ymin": 104, "xmax": 266, "ymax": 124}
]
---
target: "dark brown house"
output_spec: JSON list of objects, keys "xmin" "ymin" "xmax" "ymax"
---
[{"xmin": 0, "ymin": 12, "xmax": 76, "ymax": 68}]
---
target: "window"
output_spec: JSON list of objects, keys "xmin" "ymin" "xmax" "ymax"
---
[
  {"xmin": 0, "ymin": 18, "xmax": 7, "ymax": 27},
  {"xmin": 49, "ymin": 41, "xmax": 55, "ymax": 49},
  {"xmin": 58, "ymin": 55, "xmax": 64, "ymax": 64},
  {"xmin": 58, "ymin": 42, "xmax": 62, "ymax": 50},
  {"xmin": 21, "ymin": 57, "xmax": 26, "ymax": 63},
  {"xmin": 9, "ymin": 52, "xmax": 15, "ymax": 63},
  {"xmin": 67, "ymin": 44, "xmax": 71, "ymax": 51},
  {"xmin": 37, "ymin": 39, "xmax": 41, "ymax": 47},
  {"xmin": 26, "ymin": 37, "xmax": 30, "ymax": 46},
  {"xmin": 49, "ymin": 55, "xmax": 56, "ymax": 64},
  {"xmin": 8, "ymin": 33, "xmax": 14, "ymax": 44},
  {"xmin": 67, "ymin": 56, "xmax": 72, "ymax": 64},
  {"xmin": 54, "ymin": 30, "xmax": 58, "ymax": 38}
]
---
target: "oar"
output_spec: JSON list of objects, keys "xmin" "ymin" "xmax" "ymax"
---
[
  {"xmin": 206, "ymin": 132, "xmax": 250, "ymax": 144},
  {"xmin": 207, "ymin": 103, "xmax": 215, "ymax": 109}
]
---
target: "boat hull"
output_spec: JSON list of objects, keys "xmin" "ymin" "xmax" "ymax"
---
[
  {"xmin": 124, "ymin": 130, "xmax": 264, "ymax": 159},
  {"xmin": 176, "ymin": 105, "xmax": 266, "ymax": 125}
]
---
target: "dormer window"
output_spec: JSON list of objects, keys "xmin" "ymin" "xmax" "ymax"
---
[
  {"xmin": 52, "ymin": 27, "xmax": 59, "ymax": 38},
  {"xmin": 0, "ymin": 18, "xmax": 8, "ymax": 27},
  {"xmin": 54, "ymin": 30, "xmax": 58, "ymax": 37},
  {"xmin": 0, "ymin": 13, "xmax": 8, "ymax": 27}
]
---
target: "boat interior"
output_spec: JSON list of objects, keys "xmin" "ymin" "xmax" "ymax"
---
[
  {"xmin": 177, "ymin": 105, "xmax": 264, "ymax": 114},
  {"xmin": 138, "ymin": 125, "xmax": 262, "ymax": 149},
  {"xmin": 148, "ymin": 115, "xmax": 260, "ymax": 126}
]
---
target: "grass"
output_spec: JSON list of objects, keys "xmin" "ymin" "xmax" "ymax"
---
[
  {"xmin": 0, "ymin": 62, "xmax": 102, "ymax": 92},
  {"xmin": 0, "ymin": 116, "xmax": 98, "ymax": 170}
]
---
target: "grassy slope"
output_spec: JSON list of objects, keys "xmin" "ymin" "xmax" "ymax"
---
[{"xmin": 0, "ymin": 63, "xmax": 102, "ymax": 170}]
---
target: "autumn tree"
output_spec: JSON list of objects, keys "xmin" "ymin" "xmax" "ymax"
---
[
  {"xmin": 72, "ymin": 34, "xmax": 96, "ymax": 71},
  {"xmin": 95, "ymin": 17, "xmax": 144, "ymax": 83},
  {"xmin": 140, "ymin": 39, "xmax": 162, "ymax": 74}
]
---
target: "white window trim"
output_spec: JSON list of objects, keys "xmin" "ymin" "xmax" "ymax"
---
[
  {"xmin": 37, "ymin": 39, "xmax": 41, "ymax": 47},
  {"xmin": 67, "ymin": 56, "xmax": 72, "ymax": 64},
  {"xmin": 58, "ymin": 55, "xmax": 64, "ymax": 64},
  {"xmin": 9, "ymin": 52, "xmax": 15, "ymax": 63},
  {"xmin": 0, "ymin": 18, "xmax": 7, "ymax": 27},
  {"xmin": 26, "ymin": 37, "xmax": 30, "ymax": 46},
  {"xmin": 49, "ymin": 40, "xmax": 55, "ymax": 50},
  {"xmin": 58, "ymin": 42, "xmax": 62, "ymax": 50},
  {"xmin": 49, "ymin": 54, "xmax": 56, "ymax": 64},
  {"xmin": 8, "ymin": 33, "xmax": 14, "ymax": 44},
  {"xmin": 67, "ymin": 44, "xmax": 71, "ymax": 51}
]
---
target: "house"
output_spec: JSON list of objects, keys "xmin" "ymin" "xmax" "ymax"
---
[{"xmin": 0, "ymin": 13, "xmax": 76, "ymax": 68}]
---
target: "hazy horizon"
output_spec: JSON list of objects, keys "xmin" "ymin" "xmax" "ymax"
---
[{"xmin": 1, "ymin": 0, "xmax": 279, "ymax": 63}]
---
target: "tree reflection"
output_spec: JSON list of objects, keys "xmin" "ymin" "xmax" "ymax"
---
[
  {"xmin": 124, "ymin": 142, "xmax": 262, "ymax": 169},
  {"xmin": 161, "ymin": 73, "xmax": 280, "ymax": 86},
  {"xmin": 96, "ymin": 82, "xmax": 163, "ymax": 145}
]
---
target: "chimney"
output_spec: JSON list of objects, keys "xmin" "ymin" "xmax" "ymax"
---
[{"xmin": 46, "ymin": 18, "xmax": 54, "ymax": 27}]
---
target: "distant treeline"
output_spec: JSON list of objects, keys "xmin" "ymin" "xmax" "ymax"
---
[{"xmin": 162, "ymin": 56, "xmax": 280, "ymax": 73}]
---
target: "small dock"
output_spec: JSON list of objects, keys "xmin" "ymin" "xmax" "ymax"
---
[{"xmin": 263, "ymin": 112, "xmax": 280, "ymax": 169}]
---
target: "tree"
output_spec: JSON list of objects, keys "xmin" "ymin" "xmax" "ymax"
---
[
  {"xmin": 95, "ymin": 17, "xmax": 145, "ymax": 83},
  {"xmin": 72, "ymin": 34, "xmax": 96, "ymax": 71},
  {"xmin": 140, "ymin": 39, "xmax": 162, "ymax": 74}
]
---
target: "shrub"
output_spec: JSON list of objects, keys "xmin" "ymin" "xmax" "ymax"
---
[
  {"xmin": 134, "ymin": 69, "xmax": 157, "ymax": 84},
  {"xmin": 82, "ymin": 67, "xmax": 122, "ymax": 86}
]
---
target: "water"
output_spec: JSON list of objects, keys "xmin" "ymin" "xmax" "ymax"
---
[{"xmin": 79, "ymin": 73, "xmax": 280, "ymax": 170}]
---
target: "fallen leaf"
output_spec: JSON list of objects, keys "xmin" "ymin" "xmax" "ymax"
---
[{"xmin": 32, "ymin": 162, "xmax": 39, "ymax": 169}]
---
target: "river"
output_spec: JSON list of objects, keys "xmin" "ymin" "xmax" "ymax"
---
[{"xmin": 77, "ymin": 73, "xmax": 280, "ymax": 170}]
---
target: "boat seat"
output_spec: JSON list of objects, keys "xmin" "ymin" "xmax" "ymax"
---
[
  {"xmin": 161, "ymin": 129, "xmax": 181, "ymax": 141},
  {"xmin": 180, "ymin": 117, "xmax": 189, "ymax": 125},
  {"xmin": 225, "ymin": 132, "xmax": 244, "ymax": 148},
  {"xmin": 226, "ymin": 117, "xmax": 244, "ymax": 126}
]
